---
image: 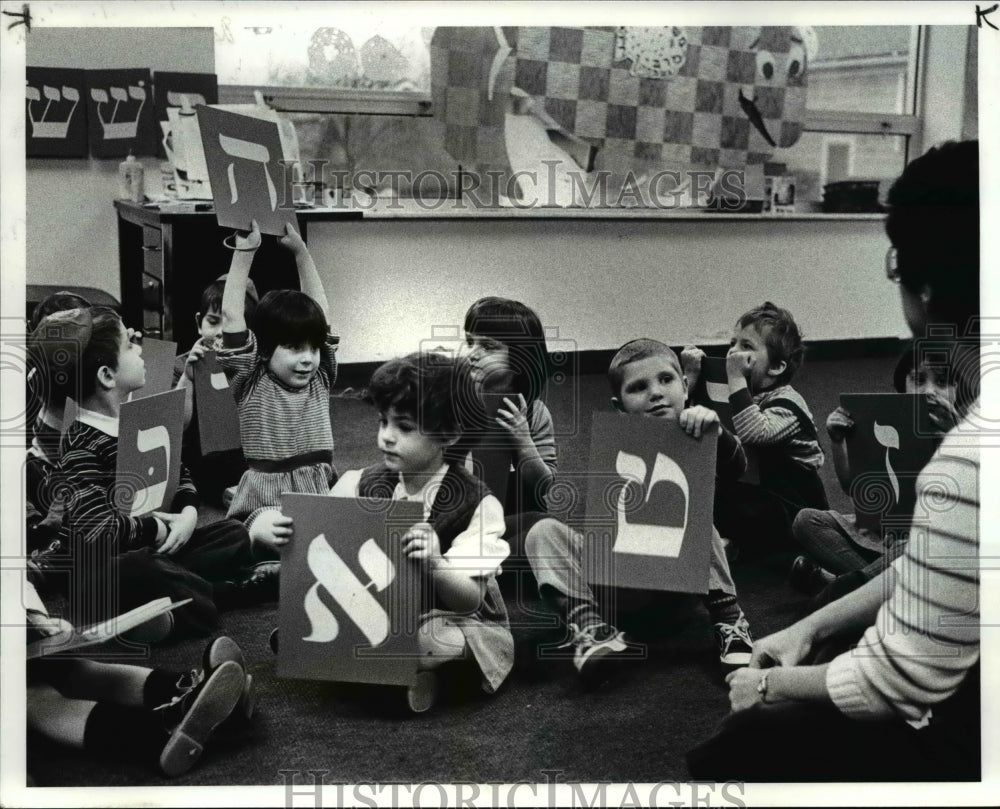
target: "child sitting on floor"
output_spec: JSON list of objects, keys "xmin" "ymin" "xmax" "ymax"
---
[
  {"xmin": 31, "ymin": 306, "xmax": 277, "ymax": 639},
  {"xmin": 682, "ymin": 301, "xmax": 828, "ymax": 553},
  {"xmin": 173, "ymin": 275, "xmax": 258, "ymax": 505},
  {"xmin": 326, "ymin": 352, "xmax": 513, "ymax": 711},
  {"xmin": 217, "ymin": 221, "xmax": 339, "ymax": 551}
]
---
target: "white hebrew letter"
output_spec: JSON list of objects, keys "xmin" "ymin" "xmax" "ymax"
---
[
  {"xmin": 167, "ymin": 91, "xmax": 207, "ymax": 108},
  {"xmin": 488, "ymin": 27, "xmax": 512, "ymax": 101},
  {"xmin": 28, "ymin": 85, "xmax": 80, "ymax": 139},
  {"xmin": 705, "ymin": 381, "xmax": 729, "ymax": 404},
  {"xmin": 210, "ymin": 371, "xmax": 229, "ymax": 390},
  {"xmin": 357, "ymin": 538, "xmax": 395, "ymax": 592},
  {"xmin": 874, "ymin": 421, "xmax": 901, "ymax": 504},
  {"xmin": 26, "ymin": 85, "xmax": 41, "ymax": 102},
  {"xmin": 129, "ymin": 425, "xmax": 170, "ymax": 515},
  {"xmin": 302, "ymin": 533, "xmax": 392, "ymax": 646},
  {"xmin": 109, "ymin": 86, "xmax": 129, "ymax": 122},
  {"xmin": 218, "ymin": 133, "xmax": 278, "ymax": 211},
  {"xmin": 612, "ymin": 450, "xmax": 687, "ymax": 558},
  {"xmin": 93, "ymin": 84, "xmax": 146, "ymax": 140}
]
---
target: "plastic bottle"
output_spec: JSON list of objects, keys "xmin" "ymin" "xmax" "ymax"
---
[{"xmin": 118, "ymin": 153, "xmax": 145, "ymax": 203}]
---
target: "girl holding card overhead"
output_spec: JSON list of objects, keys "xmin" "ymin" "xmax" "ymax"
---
[
  {"xmin": 325, "ymin": 352, "xmax": 513, "ymax": 711},
  {"xmin": 218, "ymin": 220, "xmax": 340, "ymax": 551}
]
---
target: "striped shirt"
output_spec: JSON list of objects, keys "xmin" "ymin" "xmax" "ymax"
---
[
  {"xmin": 730, "ymin": 384, "xmax": 824, "ymax": 469},
  {"xmin": 826, "ymin": 410, "xmax": 979, "ymax": 724},
  {"xmin": 57, "ymin": 410, "xmax": 199, "ymax": 551}
]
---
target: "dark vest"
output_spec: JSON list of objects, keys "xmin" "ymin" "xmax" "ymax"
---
[
  {"xmin": 357, "ymin": 462, "xmax": 490, "ymax": 554},
  {"xmin": 753, "ymin": 397, "xmax": 829, "ymax": 514}
]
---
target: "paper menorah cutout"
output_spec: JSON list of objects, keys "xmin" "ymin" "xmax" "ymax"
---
[
  {"xmin": 128, "ymin": 338, "xmax": 177, "ymax": 400},
  {"xmin": 197, "ymin": 105, "xmax": 299, "ymax": 236},
  {"xmin": 840, "ymin": 393, "xmax": 939, "ymax": 533},
  {"xmin": 278, "ymin": 495, "xmax": 424, "ymax": 687},
  {"xmin": 85, "ymin": 69, "xmax": 156, "ymax": 157},
  {"xmin": 26, "ymin": 67, "xmax": 88, "ymax": 157},
  {"xmin": 583, "ymin": 411, "xmax": 716, "ymax": 593},
  {"xmin": 690, "ymin": 356, "xmax": 759, "ymax": 484},
  {"xmin": 114, "ymin": 387, "xmax": 184, "ymax": 516},
  {"xmin": 192, "ymin": 351, "xmax": 242, "ymax": 455}
]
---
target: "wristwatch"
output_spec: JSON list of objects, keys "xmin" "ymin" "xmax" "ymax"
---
[{"xmin": 756, "ymin": 669, "xmax": 771, "ymax": 704}]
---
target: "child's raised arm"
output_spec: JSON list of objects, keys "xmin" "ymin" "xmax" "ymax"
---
[
  {"xmin": 221, "ymin": 221, "xmax": 261, "ymax": 335},
  {"xmin": 279, "ymin": 223, "xmax": 330, "ymax": 323}
]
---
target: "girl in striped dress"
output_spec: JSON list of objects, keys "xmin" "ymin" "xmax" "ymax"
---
[{"xmin": 218, "ymin": 221, "xmax": 339, "ymax": 552}]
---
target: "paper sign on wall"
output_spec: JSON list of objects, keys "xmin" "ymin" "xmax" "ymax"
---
[
  {"xmin": 193, "ymin": 351, "xmax": 242, "ymax": 455},
  {"xmin": 690, "ymin": 356, "xmax": 759, "ymax": 484},
  {"xmin": 153, "ymin": 71, "xmax": 218, "ymax": 160},
  {"xmin": 278, "ymin": 495, "xmax": 424, "ymax": 687},
  {"xmin": 583, "ymin": 411, "xmax": 716, "ymax": 593},
  {"xmin": 26, "ymin": 67, "xmax": 89, "ymax": 158},
  {"xmin": 85, "ymin": 69, "xmax": 157, "ymax": 158},
  {"xmin": 840, "ymin": 393, "xmax": 939, "ymax": 533},
  {"xmin": 129, "ymin": 338, "xmax": 177, "ymax": 400},
  {"xmin": 115, "ymin": 388, "xmax": 184, "ymax": 516},
  {"xmin": 196, "ymin": 105, "xmax": 298, "ymax": 236}
]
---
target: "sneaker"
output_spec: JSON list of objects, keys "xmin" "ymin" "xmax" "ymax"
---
[
  {"xmin": 714, "ymin": 612, "xmax": 754, "ymax": 670},
  {"xmin": 563, "ymin": 622, "xmax": 633, "ymax": 682},
  {"xmin": 157, "ymin": 660, "xmax": 244, "ymax": 777},
  {"xmin": 202, "ymin": 636, "xmax": 255, "ymax": 725},
  {"xmin": 405, "ymin": 671, "xmax": 437, "ymax": 714},
  {"xmin": 789, "ymin": 555, "xmax": 835, "ymax": 596}
]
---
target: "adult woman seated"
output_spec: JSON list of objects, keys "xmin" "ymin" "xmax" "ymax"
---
[{"xmin": 687, "ymin": 140, "xmax": 981, "ymax": 782}]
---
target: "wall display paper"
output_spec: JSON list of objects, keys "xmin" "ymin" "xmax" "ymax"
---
[
  {"xmin": 196, "ymin": 105, "xmax": 299, "ymax": 234},
  {"xmin": 152, "ymin": 71, "xmax": 218, "ymax": 160},
  {"xmin": 85, "ymin": 69, "xmax": 157, "ymax": 158},
  {"xmin": 690, "ymin": 356, "xmax": 759, "ymax": 483},
  {"xmin": 278, "ymin": 495, "xmax": 424, "ymax": 687},
  {"xmin": 128, "ymin": 338, "xmax": 177, "ymax": 400},
  {"xmin": 26, "ymin": 67, "xmax": 89, "ymax": 157},
  {"xmin": 192, "ymin": 351, "xmax": 243, "ymax": 455},
  {"xmin": 114, "ymin": 388, "xmax": 184, "ymax": 517},
  {"xmin": 840, "ymin": 393, "xmax": 939, "ymax": 533},
  {"xmin": 583, "ymin": 411, "xmax": 716, "ymax": 593}
]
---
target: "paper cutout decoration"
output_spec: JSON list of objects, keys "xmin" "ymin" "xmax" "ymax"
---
[
  {"xmin": 583, "ymin": 411, "xmax": 716, "ymax": 593},
  {"xmin": 85, "ymin": 69, "xmax": 157, "ymax": 158},
  {"xmin": 128, "ymin": 338, "xmax": 177, "ymax": 400},
  {"xmin": 26, "ymin": 67, "xmax": 89, "ymax": 157},
  {"xmin": 431, "ymin": 26, "xmax": 809, "ymax": 194},
  {"xmin": 278, "ymin": 494, "xmax": 424, "ymax": 687},
  {"xmin": 197, "ymin": 105, "xmax": 299, "ymax": 235},
  {"xmin": 690, "ymin": 356, "xmax": 759, "ymax": 484},
  {"xmin": 152, "ymin": 71, "xmax": 218, "ymax": 160},
  {"xmin": 114, "ymin": 387, "xmax": 184, "ymax": 516},
  {"xmin": 192, "ymin": 351, "xmax": 242, "ymax": 455},
  {"xmin": 840, "ymin": 394, "xmax": 939, "ymax": 533}
]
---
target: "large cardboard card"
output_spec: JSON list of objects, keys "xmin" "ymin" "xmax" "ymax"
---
[
  {"xmin": 840, "ymin": 393, "xmax": 939, "ymax": 533},
  {"xmin": 583, "ymin": 412, "xmax": 717, "ymax": 594},
  {"xmin": 192, "ymin": 351, "xmax": 242, "ymax": 454},
  {"xmin": 690, "ymin": 356, "xmax": 759, "ymax": 484},
  {"xmin": 114, "ymin": 388, "xmax": 184, "ymax": 516},
  {"xmin": 278, "ymin": 495, "xmax": 424, "ymax": 687},
  {"xmin": 467, "ymin": 393, "xmax": 513, "ymax": 506},
  {"xmin": 129, "ymin": 338, "xmax": 177, "ymax": 400},
  {"xmin": 26, "ymin": 67, "xmax": 89, "ymax": 158},
  {"xmin": 85, "ymin": 69, "xmax": 157, "ymax": 158},
  {"xmin": 197, "ymin": 105, "xmax": 298, "ymax": 236}
]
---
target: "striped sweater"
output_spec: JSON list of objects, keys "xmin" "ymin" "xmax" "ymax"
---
[
  {"xmin": 57, "ymin": 417, "xmax": 199, "ymax": 551},
  {"xmin": 826, "ymin": 410, "xmax": 980, "ymax": 724},
  {"xmin": 730, "ymin": 383, "xmax": 824, "ymax": 469}
]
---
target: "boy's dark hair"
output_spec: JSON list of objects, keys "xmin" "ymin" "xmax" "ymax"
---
[
  {"xmin": 736, "ymin": 301, "xmax": 804, "ymax": 384},
  {"xmin": 885, "ymin": 140, "xmax": 979, "ymax": 332},
  {"xmin": 254, "ymin": 289, "xmax": 327, "ymax": 359},
  {"xmin": 30, "ymin": 306, "xmax": 124, "ymax": 402},
  {"xmin": 78, "ymin": 307, "xmax": 126, "ymax": 400},
  {"xmin": 463, "ymin": 296, "xmax": 549, "ymax": 405},
  {"xmin": 29, "ymin": 290, "xmax": 91, "ymax": 332},
  {"xmin": 607, "ymin": 338, "xmax": 682, "ymax": 398},
  {"xmin": 366, "ymin": 351, "xmax": 466, "ymax": 438},
  {"xmin": 200, "ymin": 275, "xmax": 258, "ymax": 326}
]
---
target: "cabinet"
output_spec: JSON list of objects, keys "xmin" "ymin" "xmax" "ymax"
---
[{"xmin": 115, "ymin": 201, "xmax": 361, "ymax": 350}]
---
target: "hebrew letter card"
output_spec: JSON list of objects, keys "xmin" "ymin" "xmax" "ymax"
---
[
  {"xmin": 115, "ymin": 387, "xmax": 184, "ymax": 517},
  {"xmin": 152, "ymin": 71, "xmax": 218, "ymax": 159},
  {"xmin": 193, "ymin": 350, "xmax": 243, "ymax": 455},
  {"xmin": 583, "ymin": 411, "xmax": 717, "ymax": 593},
  {"xmin": 278, "ymin": 495, "xmax": 424, "ymax": 687},
  {"xmin": 26, "ymin": 67, "xmax": 88, "ymax": 157},
  {"xmin": 85, "ymin": 69, "xmax": 157, "ymax": 158}
]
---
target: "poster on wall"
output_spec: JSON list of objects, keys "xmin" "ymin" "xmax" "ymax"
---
[
  {"xmin": 152, "ymin": 71, "xmax": 218, "ymax": 160},
  {"xmin": 85, "ymin": 68, "xmax": 157, "ymax": 158},
  {"xmin": 26, "ymin": 67, "xmax": 89, "ymax": 158}
]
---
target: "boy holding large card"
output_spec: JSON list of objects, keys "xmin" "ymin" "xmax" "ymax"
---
[{"xmin": 30, "ymin": 305, "xmax": 277, "ymax": 640}]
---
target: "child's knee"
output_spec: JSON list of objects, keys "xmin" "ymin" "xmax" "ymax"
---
[
  {"xmin": 417, "ymin": 617, "xmax": 467, "ymax": 667},
  {"xmin": 525, "ymin": 518, "xmax": 577, "ymax": 558}
]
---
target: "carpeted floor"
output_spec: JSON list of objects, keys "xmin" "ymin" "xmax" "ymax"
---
[{"xmin": 26, "ymin": 352, "xmax": 896, "ymax": 787}]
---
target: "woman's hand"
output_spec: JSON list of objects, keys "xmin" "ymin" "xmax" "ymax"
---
[
  {"xmin": 249, "ymin": 509, "xmax": 294, "ymax": 549},
  {"xmin": 726, "ymin": 667, "xmax": 768, "ymax": 712},
  {"xmin": 750, "ymin": 622, "xmax": 815, "ymax": 668},
  {"xmin": 401, "ymin": 522, "xmax": 443, "ymax": 567}
]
